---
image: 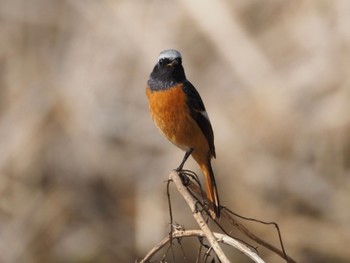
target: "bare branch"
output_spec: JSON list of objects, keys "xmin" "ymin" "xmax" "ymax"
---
[
  {"xmin": 184, "ymin": 177, "xmax": 297, "ymax": 263},
  {"xmin": 139, "ymin": 170, "xmax": 297, "ymax": 262},
  {"xmin": 140, "ymin": 229, "xmax": 265, "ymax": 263},
  {"xmin": 169, "ymin": 171, "xmax": 229, "ymax": 263}
]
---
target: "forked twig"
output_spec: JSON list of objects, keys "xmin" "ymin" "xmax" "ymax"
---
[
  {"xmin": 139, "ymin": 229, "xmax": 265, "ymax": 263},
  {"xmin": 169, "ymin": 171, "xmax": 229, "ymax": 263},
  {"xmin": 184, "ymin": 173, "xmax": 297, "ymax": 263},
  {"xmin": 139, "ymin": 170, "xmax": 297, "ymax": 263}
]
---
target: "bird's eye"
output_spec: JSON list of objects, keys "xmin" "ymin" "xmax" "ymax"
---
[{"xmin": 158, "ymin": 59, "xmax": 165, "ymax": 66}]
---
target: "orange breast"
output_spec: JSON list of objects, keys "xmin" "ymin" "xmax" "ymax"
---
[{"xmin": 146, "ymin": 84, "xmax": 209, "ymax": 154}]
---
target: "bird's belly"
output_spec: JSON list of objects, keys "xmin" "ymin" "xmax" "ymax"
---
[{"xmin": 146, "ymin": 85, "xmax": 208, "ymax": 152}]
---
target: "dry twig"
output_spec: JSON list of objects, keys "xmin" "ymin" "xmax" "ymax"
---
[
  {"xmin": 169, "ymin": 171, "xmax": 229, "ymax": 263},
  {"xmin": 139, "ymin": 229, "xmax": 265, "ymax": 263},
  {"xmin": 139, "ymin": 171, "xmax": 268, "ymax": 263}
]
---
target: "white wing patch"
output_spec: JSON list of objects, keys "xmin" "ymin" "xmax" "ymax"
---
[{"xmin": 201, "ymin": 110, "xmax": 211, "ymax": 122}]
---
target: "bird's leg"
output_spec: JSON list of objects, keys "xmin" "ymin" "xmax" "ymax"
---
[{"xmin": 175, "ymin": 148, "xmax": 193, "ymax": 172}]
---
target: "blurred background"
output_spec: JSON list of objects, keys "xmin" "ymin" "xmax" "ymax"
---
[{"xmin": 0, "ymin": 0, "xmax": 349, "ymax": 262}]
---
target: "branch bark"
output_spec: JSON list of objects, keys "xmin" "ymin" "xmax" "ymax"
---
[
  {"xmin": 140, "ymin": 229, "xmax": 265, "ymax": 263},
  {"xmin": 169, "ymin": 171, "xmax": 230, "ymax": 262},
  {"xmin": 139, "ymin": 170, "xmax": 295, "ymax": 262},
  {"xmin": 184, "ymin": 173, "xmax": 297, "ymax": 263}
]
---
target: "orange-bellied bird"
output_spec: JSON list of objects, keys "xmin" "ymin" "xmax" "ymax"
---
[{"xmin": 146, "ymin": 49, "xmax": 220, "ymax": 218}]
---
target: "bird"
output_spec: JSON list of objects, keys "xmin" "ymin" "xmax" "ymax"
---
[{"xmin": 146, "ymin": 49, "xmax": 220, "ymax": 218}]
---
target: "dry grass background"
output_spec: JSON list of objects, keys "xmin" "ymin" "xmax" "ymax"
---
[{"xmin": 0, "ymin": 0, "xmax": 350, "ymax": 262}]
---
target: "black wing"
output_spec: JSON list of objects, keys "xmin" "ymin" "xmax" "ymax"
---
[{"xmin": 182, "ymin": 81, "xmax": 216, "ymax": 158}]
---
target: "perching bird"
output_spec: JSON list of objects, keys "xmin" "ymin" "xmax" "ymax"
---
[{"xmin": 146, "ymin": 49, "xmax": 220, "ymax": 218}]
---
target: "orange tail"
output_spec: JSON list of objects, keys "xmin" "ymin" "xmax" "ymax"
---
[{"xmin": 201, "ymin": 161, "xmax": 220, "ymax": 218}]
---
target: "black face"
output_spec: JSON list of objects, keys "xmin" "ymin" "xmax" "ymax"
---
[
  {"xmin": 148, "ymin": 57, "xmax": 186, "ymax": 89},
  {"xmin": 158, "ymin": 57, "xmax": 181, "ymax": 67}
]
